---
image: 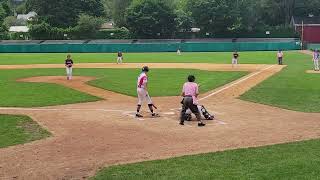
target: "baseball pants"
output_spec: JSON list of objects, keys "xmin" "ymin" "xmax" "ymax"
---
[
  {"xmin": 66, "ymin": 67, "xmax": 73, "ymax": 79},
  {"xmin": 117, "ymin": 57, "xmax": 123, "ymax": 64},
  {"xmin": 314, "ymin": 60, "xmax": 319, "ymax": 71},
  {"xmin": 137, "ymin": 88, "xmax": 152, "ymax": 105},
  {"xmin": 180, "ymin": 96, "xmax": 201, "ymax": 123}
]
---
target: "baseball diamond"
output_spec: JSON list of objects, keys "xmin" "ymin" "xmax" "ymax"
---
[{"xmin": 0, "ymin": 50, "xmax": 320, "ymax": 179}]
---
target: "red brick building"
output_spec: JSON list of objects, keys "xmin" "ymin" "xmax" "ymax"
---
[{"xmin": 292, "ymin": 16, "xmax": 320, "ymax": 43}]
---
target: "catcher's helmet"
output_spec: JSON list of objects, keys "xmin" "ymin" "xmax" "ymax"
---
[
  {"xmin": 188, "ymin": 75, "xmax": 195, "ymax": 82},
  {"xmin": 142, "ymin": 66, "xmax": 149, "ymax": 72}
]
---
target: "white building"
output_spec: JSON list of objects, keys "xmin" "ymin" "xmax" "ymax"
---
[{"xmin": 17, "ymin": 11, "xmax": 37, "ymax": 21}]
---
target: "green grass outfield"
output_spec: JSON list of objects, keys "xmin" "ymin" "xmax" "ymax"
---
[
  {"xmin": 0, "ymin": 68, "xmax": 245, "ymax": 107},
  {"xmin": 0, "ymin": 114, "xmax": 50, "ymax": 148},
  {"xmin": 92, "ymin": 139, "xmax": 320, "ymax": 180},
  {"xmin": 240, "ymin": 52, "xmax": 320, "ymax": 112},
  {"xmin": 0, "ymin": 52, "xmax": 278, "ymax": 64}
]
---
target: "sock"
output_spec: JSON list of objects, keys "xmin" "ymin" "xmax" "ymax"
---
[
  {"xmin": 148, "ymin": 104, "xmax": 154, "ymax": 113},
  {"xmin": 137, "ymin": 105, "xmax": 141, "ymax": 114}
]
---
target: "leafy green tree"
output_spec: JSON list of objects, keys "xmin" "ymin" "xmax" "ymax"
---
[
  {"xmin": 175, "ymin": 9, "xmax": 193, "ymax": 32},
  {"xmin": 26, "ymin": 0, "xmax": 105, "ymax": 28},
  {"xmin": 112, "ymin": 0, "xmax": 132, "ymax": 27},
  {"xmin": 186, "ymin": 0, "xmax": 238, "ymax": 34},
  {"xmin": 102, "ymin": 0, "xmax": 113, "ymax": 20},
  {"xmin": 126, "ymin": 0, "xmax": 177, "ymax": 38},
  {"xmin": 74, "ymin": 14, "xmax": 104, "ymax": 38},
  {"xmin": 294, "ymin": 0, "xmax": 320, "ymax": 17}
]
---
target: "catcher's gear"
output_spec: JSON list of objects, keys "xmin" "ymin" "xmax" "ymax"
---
[
  {"xmin": 200, "ymin": 105, "xmax": 214, "ymax": 120},
  {"xmin": 183, "ymin": 105, "xmax": 214, "ymax": 121}
]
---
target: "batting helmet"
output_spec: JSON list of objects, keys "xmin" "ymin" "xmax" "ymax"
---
[{"xmin": 142, "ymin": 66, "xmax": 149, "ymax": 72}]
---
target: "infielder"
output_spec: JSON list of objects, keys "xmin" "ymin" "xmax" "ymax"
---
[
  {"xmin": 117, "ymin": 51, "xmax": 123, "ymax": 64},
  {"xmin": 136, "ymin": 66, "xmax": 159, "ymax": 118},
  {"xmin": 277, "ymin": 50, "xmax": 284, "ymax": 65},
  {"xmin": 180, "ymin": 75, "xmax": 205, "ymax": 127},
  {"xmin": 65, "ymin": 54, "xmax": 74, "ymax": 80},
  {"xmin": 232, "ymin": 50, "xmax": 239, "ymax": 67},
  {"xmin": 177, "ymin": 48, "xmax": 181, "ymax": 55},
  {"xmin": 313, "ymin": 49, "xmax": 319, "ymax": 71}
]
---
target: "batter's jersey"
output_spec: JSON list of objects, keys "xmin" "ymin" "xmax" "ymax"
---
[{"xmin": 137, "ymin": 72, "xmax": 148, "ymax": 88}]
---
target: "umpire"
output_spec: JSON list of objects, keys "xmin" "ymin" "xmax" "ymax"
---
[{"xmin": 180, "ymin": 75, "xmax": 206, "ymax": 127}]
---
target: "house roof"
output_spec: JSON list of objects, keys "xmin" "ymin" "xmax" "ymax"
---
[
  {"xmin": 17, "ymin": 11, "xmax": 37, "ymax": 21},
  {"xmin": 100, "ymin": 22, "xmax": 114, "ymax": 29},
  {"xmin": 292, "ymin": 16, "xmax": 320, "ymax": 25},
  {"xmin": 9, "ymin": 26, "xmax": 29, "ymax": 32}
]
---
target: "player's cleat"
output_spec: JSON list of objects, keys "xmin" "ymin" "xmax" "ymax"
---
[
  {"xmin": 136, "ymin": 113, "xmax": 143, "ymax": 118},
  {"xmin": 179, "ymin": 121, "xmax": 184, "ymax": 125},
  {"xmin": 198, "ymin": 122, "xmax": 206, "ymax": 127},
  {"xmin": 151, "ymin": 113, "xmax": 160, "ymax": 118},
  {"xmin": 186, "ymin": 114, "xmax": 192, "ymax": 121},
  {"xmin": 206, "ymin": 116, "xmax": 214, "ymax": 120}
]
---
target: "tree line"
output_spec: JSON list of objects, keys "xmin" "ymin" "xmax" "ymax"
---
[{"xmin": 1, "ymin": 0, "xmax": 320, "ymax": 39}]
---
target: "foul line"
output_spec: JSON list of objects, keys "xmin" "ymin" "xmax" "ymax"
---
[
  {"xmin": 0, "ymin": 107, "xmax": 125, "ymax": 112},
  {"xmin": 199, "ymin": 65, "xmax": 276, "ymax": 101}
]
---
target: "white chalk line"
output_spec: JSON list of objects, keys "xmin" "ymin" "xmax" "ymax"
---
[
  {"xmin": 0, "ymin": 107, "xmax": 125, "ymax": 112},
  {"xmin": 199, "ymin": 65, "xmax": 276, "ymax": 101}
]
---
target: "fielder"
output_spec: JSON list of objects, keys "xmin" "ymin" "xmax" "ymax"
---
[
  {"xmin": 136, "ymin": 66, "xmax": 159, "ymax": 118},
  {"xmin": 277, "ymin": 50, "xmax": 284, "ymax": 65},
  {"xmin": 313, "ymin": 49, "xmax": 319, "ymax": 71},
  {"xmin": 117, "ymin": 51, "xmax": 123, "ymax": 64},
  {"xmin": 65, "ymin": 54, "xmax": 74, "ymax": 80},
  {"xmin": 177, "ymin": 48, "xmax": 181, "ymax": 55},
  {"xmin": 180, "ymin": 75, "xmax": 205, "ymax": 127},
  {"xmin": 232, "ymin": 50, "xmax": 239, "ymax": 67}
]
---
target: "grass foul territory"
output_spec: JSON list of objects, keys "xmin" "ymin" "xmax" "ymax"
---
[
  {"xmin": 0, "ymin": 114, "xmax": 50, "ymax": 148},
  {"xmin": 93, "ymin": 139, "xmax": 320, "ymax": 180}
]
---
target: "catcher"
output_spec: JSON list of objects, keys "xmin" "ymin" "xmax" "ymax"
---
[{"xmin": 184, "ymin": 105, "xmax": 214, "ymax": 121}]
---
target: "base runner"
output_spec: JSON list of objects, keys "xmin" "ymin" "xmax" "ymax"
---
[
  {"xmin": 136, "ymin": 66, "xmax": 159, "ymax": 118},
  {"xmin": 65, "ymin": 54, "xmax": 74, "ymax": 80}
]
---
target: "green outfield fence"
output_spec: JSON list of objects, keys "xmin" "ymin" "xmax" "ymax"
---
[
  {"xmin": 0, "ymin": 39, "xmax": 301, "ymax": 53},
  {"xmin": 308, "ymin": 44, "xmax": 320, "ymax": 50}
]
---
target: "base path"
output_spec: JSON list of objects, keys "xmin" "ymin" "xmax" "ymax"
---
[{"xmin": 0, "ymin": 63, "xmax": 320, "ymax": 180}]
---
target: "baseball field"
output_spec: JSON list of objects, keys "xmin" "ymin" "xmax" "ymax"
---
[{"xmin": 0, "ymin": 51, "xmax": 320, "ymax": 179}]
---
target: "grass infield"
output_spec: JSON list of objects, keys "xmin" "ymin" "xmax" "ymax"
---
[
  {"xmin": 92, "ymin": 139, "xmax": 320, "ymax": 180},
  {"xmin": 0, "ymin": 68, "xmax": 246, "ymax": 107},
  {"xmin": 0, "ymin": 114, "xmax": 50, "ymax": 148}
]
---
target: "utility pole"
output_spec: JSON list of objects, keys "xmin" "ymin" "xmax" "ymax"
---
[{"xmin": 301, "ymin": 20, "xmax": 304, "ymax": 50}]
